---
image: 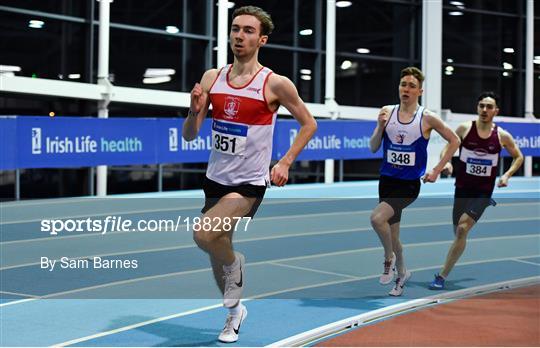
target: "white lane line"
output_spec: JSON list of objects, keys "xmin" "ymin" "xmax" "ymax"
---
[
  {"xmin": 1, "ymin": 234, "xmax": 538, "ymax": 304},
  {"xmin": 52, "ymin": 302, "xmax": 226, "ymax": 347},
  {"xmin": 49, "ymin": 254, "xmax": 540, "ymax": 347},
  {"xmin": 0, "ymin": 197, "xmax": 345, "ymax": 225},
  {"xmin": 269, "ymin": 262, "xmax": 358, "ymax": 279},
  {"xmin": 2, "ymin": 217, "xmax": 538, "ymax": 270},
  {"xmin": 512, "ymin": 258, "xmax": 540, "ymax": 267},
  {"xmin": 0, "ymin": 290, "xmax": 39, "ymax": 298},
  {"xmin": 3, "ymin": 188, "xmax": 538, "ymax": 225},
  {"xmin": 0, "ymin": 298, "xmax": 36, "ymax": 307}
]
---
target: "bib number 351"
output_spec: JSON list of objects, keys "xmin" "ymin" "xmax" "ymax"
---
[{"xmin": 212, "ymin": 132, "xmax": 246, "ymax": 155}]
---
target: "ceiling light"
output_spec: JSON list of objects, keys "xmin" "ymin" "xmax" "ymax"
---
[
  {"xmin": 28, "ymin": 19, "xmax": 44, "ymax": 28},
  {"xmin": 503, "ymin": 47, "xmax": 514, "ymax": 53},
  {"xmin": 340, "ymin": 60, "xmax": 352, "ymax": 70},
  {"xmin": 144, "ymin": 68, "xmax": 176, "ymax": 77},
  {"xmin": 299, "ymin": 29, "xmax": 313, "ymax": 36},
  {"xmin": 336, "ymin": 1, "xmax": 352, "ymax": 7},
  {"xmin": 445, "ymin": 66, "xmax": 454, "ymax": 72},
  {"xmin": 502, "ymin": 72, "xmax": 510, "ymax": 77},
  {"xmin": 445, "ymin": 71, "xmax": 453, "ymax": 76},
  {"xmin": 143, "ymin": 76, "xmax": 172, "ymax": 84},
  {"xmin": 448, "ymin": 11, "xmax": 463, "ymax": 16},
  {"xmin": 0, "ymin": 65, "xmax": 21, "ymax": 72},
  {"xmin": 215, "ymin": 1, "xmax": 235, "ymax": 9},
  {"xmin": 503, "ymin": 62, "xmax": 513, "ymax": 70},
  {"xmin": 300, "ymin": 75, "xmax": 312, "ymax": 81},
  {"xmin": 356, "ymin": 48, "xmax": 370, "ymax": 54},
  {"xmin": 446, "ymin": 58, "xmax": 454, "ymax": 63},
  {"xmin": 300, "ymin": 69, "xmax": 312, "ymax": 75},
  {"xmin": 449, "ymin": 1, "xmax": 464, "ymax": 6},
  {"xmin": 165, "ymin": 26, "xmax": 179, "ymax": 34},
  {"xmin": 533, "ymin": 59, "xmax": 540, "ymax": 65}
]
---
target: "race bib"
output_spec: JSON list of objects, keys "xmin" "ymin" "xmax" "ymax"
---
[
  {"xmin": 211, "ymin": 120, "xmax": 247, "ymax": 156},
  {"xmin": 465, "ymin": 158, "xmax": 492, "ymax": 177},
  {"xmin": 387, "ymin": 149, "xmax": 415, "ymax": 166}
]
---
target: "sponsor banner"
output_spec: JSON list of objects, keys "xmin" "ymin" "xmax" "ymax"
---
[
  {"xmin": 1, "ymin": 116, "xmax": 538, "ymax": 170},
  {"xmin": 273, "ymin": 120, "xmax": 381, "ymax": 160},
  {"xmin": 0, "ymin": 117, "xmax": 18, "ymax": 170},
  {"xmin": 498, "ymin": 122, "xmax": 540, "ymax": 157},
  {"xmin": 15, "ymin": 117, "xmax": 156, "ymax": 169},
  {"xmin": 156, "ymin": 118, "xmax": 212, "ymax": 164}
]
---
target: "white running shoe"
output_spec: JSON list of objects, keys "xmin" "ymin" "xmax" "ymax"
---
[
  {"xmin": 389, "ymin": 270, "xmax": 412, "ymax": 296},
  {"xmin": 218, "ymin": 304, "xmax": 248, "ymax": 343},
  {"xmin": 223, "ymin": 252, "xmax": 245, "ymax": 308},
  {"xmin": 379, "ymin": 253, "xmax": 396, "ymax": 285}
]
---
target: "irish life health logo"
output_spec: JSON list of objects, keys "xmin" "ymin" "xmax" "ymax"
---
[
  {"xmin": 169, "ymin": 128, "xmax": 178, "ymax": 151},
  {"xmin": 32, "ymin": 128, "xmax": 42, "ymax": 154}
]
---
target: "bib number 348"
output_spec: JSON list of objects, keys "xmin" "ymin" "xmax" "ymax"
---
[{"xmin": 387, "ymin": 149, "xmax": 415, "ymax": 166}]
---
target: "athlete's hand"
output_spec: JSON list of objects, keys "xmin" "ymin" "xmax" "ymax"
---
[
  {"xmin": 497, "ymin": 174, "xmax": 509, "ymax": 187},
  {"xmin": 377, "ymin": 108, "xmax": 390, "ymax": 128},
  {"xmin": 422, "ymin": 169, "xmax": 440, "ymax": 183},
  {"xmin": 271, "ymin": 162, "xmax": 289, "ymax": 187},
  {"xmin": 190, "ymin": 83, "xmax": 206, "ymax": 114},
  {"xmin": 441, "ymin": 162, "xmax": 453, "ymax": 176}
]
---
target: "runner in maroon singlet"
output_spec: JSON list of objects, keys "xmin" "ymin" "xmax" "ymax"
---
[{"xmin": 429, "ymin": 91, "xmax": 524, "ymax": 290}]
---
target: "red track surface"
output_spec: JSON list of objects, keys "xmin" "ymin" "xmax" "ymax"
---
[{"xmin": 317, "ymin": 285, "xmax": 540, "ymax": 347}]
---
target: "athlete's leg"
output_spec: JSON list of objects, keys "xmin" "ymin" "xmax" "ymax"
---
[
  {"xmin": 370, "ymin": 202, "xmax": 396, "ymax": 260},
  {"xmin": 440, "ymin": 213, "xmax": 476, "ymax": 278},
  {"xmin": 390, "ymin": 222, "xmax": 406, "ymax": 277},
  {"xmin": 193, "ymin": 192, "xmax": 256, "ymax": 292}
]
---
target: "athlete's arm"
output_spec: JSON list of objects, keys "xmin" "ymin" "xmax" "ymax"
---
[
  {"xmin": 267, "ymin": 74, "xmax": 317, "ymax": 186},
  {"xmin": 369, "ymin": 106, "xmax": 391, "ymax": 153},
  {"xmin": 438, "ymin": 122, "xmax": 468, "ymax": 176},
  {"xmin": 182, "ymin": 69, "xmax": 217, "ymax": 141},
  {"xmin": 497, "ymin": 127, "xmax": 524, "ymax": 187},
  {"xmin": 423, "ymin": 112, "xmax": 460, "ymax": 183}
]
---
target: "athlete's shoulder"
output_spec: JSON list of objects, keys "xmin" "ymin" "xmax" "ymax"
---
[
  {"xmin": 200, "ymin": 68, "xmax": 220, "ymax": 90},
  {"xmin": 267, "ymin": 73, "xmax": 298, "ymax": 96},
  {"xmin": 496, "ymin": 125, "xmax": 514, "ymax": 143},
  {"xmin": 422, "ymin": 108, "xmax": 440, "ymax": 119},
  {"xmin": 455, "ymin": 121, "xmax": 472, "ymax": 139}
]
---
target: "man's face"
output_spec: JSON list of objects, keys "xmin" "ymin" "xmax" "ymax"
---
[
  {"xmin": 477, "ymin": 97, "xmax": 498, "ymax": 122},
  {"xmin": 398, "ymin": 75, "xmax": 423, "ymax": 104},
  {"xmin": 230, "ymin": 15, "xmax": 267, "ymax": 58}
]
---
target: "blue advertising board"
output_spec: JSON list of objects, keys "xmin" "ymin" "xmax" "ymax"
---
[{"xmin": 0, "ymin": 116, "xmax": 538, "ymax": 170}]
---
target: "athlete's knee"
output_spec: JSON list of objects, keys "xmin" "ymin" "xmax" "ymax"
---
[
  {"xmin": 193, "ymin": 226, "xmax": 217, "ymax": 248},
  {"xmin": 455, "ymin": 223, "xmax": 470, "ymax": 240},
  {"xmin": 370, "ymin": 212, "xmax": 387, "ymax": 229}
]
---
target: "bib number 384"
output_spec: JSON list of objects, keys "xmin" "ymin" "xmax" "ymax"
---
[
  {"xmin": 466, "ymin": 163, "xmax": 491, "ymax": 176},
  {"xmin": 387, "ymin": 149, "xmax": 415, "ymax": 166}
]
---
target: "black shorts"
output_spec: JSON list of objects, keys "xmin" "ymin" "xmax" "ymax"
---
[
  {"xmin": 201, "ymin": 177, "xmax": 266, "ymax": 218},
  {"xmin": 379, "ymin": 175, "xmax": 421, "ymax": 225},
  {"xmin": 452, "ymin": 187, "xmax": 496, "ymax": 226}
]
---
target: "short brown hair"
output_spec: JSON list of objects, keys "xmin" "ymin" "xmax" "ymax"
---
[
  {"xmin": 400, "ymin": 67, "xmax": 424, "ymax": 85},
  {"xmin": 232, "ymin": 6, "xmax": 274, "ymax": 36}
]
